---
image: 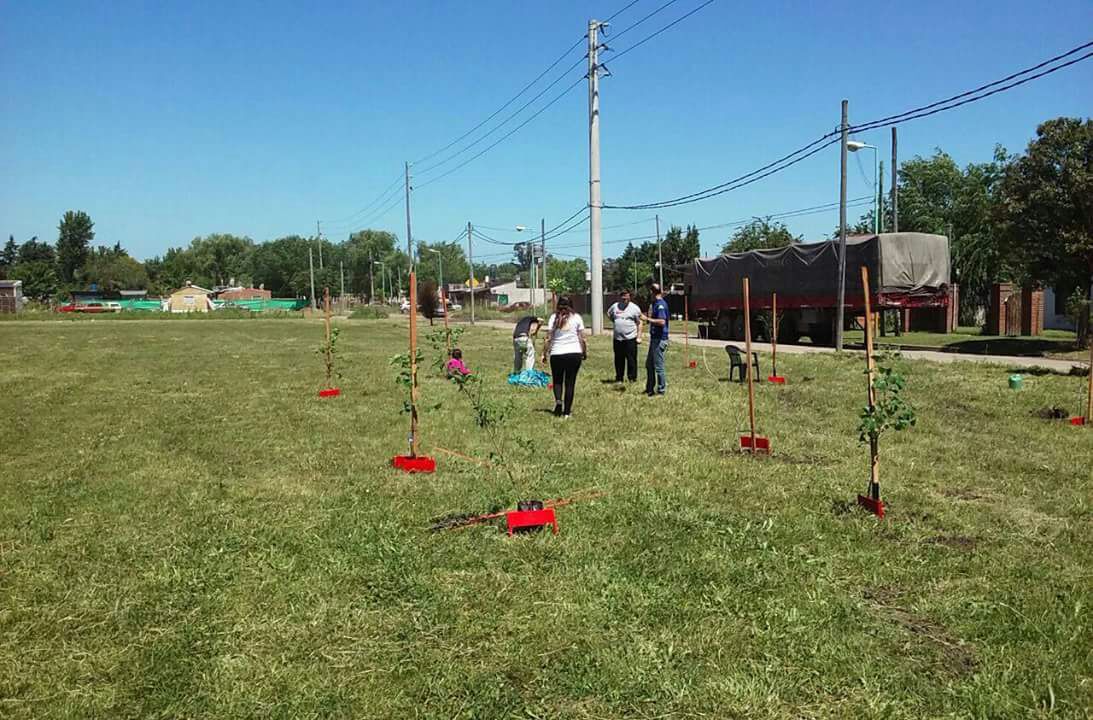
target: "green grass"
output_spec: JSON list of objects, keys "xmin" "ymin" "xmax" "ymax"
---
[
  {"xmin": 843, "ymin": 326, "xmax": 1085, "ymax": 361},
  {"xmin": 1, "ymin": 318, "xmax": 1091, "ymax": 718}
]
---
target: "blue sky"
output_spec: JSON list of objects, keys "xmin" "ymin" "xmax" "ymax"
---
[{"xmin": 2, "ymin": 0, "xmax": 1091, "ymax": 263}]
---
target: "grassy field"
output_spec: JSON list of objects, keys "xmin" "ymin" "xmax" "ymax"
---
[
  {"xmin": 1, "ymin": 318, "xmax": 1091, "ymax": 719},
  {"xmin": 842, "ymin": 326, "xmax": 1085, "ymax": 361}
]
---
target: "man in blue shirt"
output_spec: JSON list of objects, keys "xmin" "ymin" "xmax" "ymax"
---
[{"xmin": 642, "ymin": 283, "xmax": 670, "ymax": 396}]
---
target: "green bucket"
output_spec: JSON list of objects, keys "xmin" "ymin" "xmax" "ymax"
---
[{"xmin": 1008, "ymin": 374, "xmax": 1023, "ymax": 390}]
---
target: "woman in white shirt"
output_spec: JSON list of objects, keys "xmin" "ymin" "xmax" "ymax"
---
[{"xmin": 541, "ymin": 296, "xmax": 587, "ymax": 418}]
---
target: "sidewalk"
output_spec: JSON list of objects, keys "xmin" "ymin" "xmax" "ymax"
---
[{"xmin": 465, "ymin": 318, "xmax": 1087, "ymax": 373}]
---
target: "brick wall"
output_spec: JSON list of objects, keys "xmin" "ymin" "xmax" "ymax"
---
[
  {"xmin": 987, "ymin": 283, "xmax": 1016, "ymax": 336},
  {"xmin": 1020, "ymin": 287, "xmax": 1044, "ymax": 336}
]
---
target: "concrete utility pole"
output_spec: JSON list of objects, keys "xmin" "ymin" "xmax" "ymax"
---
[
  {"xmin": 369, "ymin": 253, "xmax": 375, "ymax": 302},
  {"xmin": 891, "ymin": 127, "xmax": 899, "ymax": 232},
  {"xmin": 467, "ymin": 221, "xmax": 475, "ymax": 325},
  {"xmin": 316, "ymin": 221, "xmax": 324, "ymax": 270},
  {"xmin": 308, "ymin": 246, "xmax": 316, "ymax": 311},
  {"xmin": 588, "ymin": 18, "xmax": 605, "ymax": 335},
  {"xmin": 656, "ymin": 214, "xmax": 663, "ymax": 290},
  {"xmin": 541, "ymin": 217, "xmax": 547, "ymax": 315},
  {"xmin": 836, "ymin": 99, "xmax": 849, "ymax": 352}
]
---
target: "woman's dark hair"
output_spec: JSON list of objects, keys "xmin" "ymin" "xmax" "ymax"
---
[
  {"xmin": 451, "ymin": 348, "xmax": 462, "ymax": 359},
  {"xmin": 553, "ymin": 296, "xmax": 573, "ymax": 337}
]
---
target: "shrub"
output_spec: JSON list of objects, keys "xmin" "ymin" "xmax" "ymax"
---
[{"xmin": 351, "ymin": 305, "xmax": 391, "ymax": 320}]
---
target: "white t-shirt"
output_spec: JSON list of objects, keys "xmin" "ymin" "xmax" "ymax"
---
[
  {"xmin": 547, "ymin": 312, "xmax": 586, "ymax": 356},
  {"xmin": 608, "ymin": 301, "xmax": 642, "ymax": 340}
]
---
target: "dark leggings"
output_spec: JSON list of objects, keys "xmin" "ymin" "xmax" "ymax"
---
[{"xmin": 550, "ymin": 353, "xmax": 583, "ymax": 415}]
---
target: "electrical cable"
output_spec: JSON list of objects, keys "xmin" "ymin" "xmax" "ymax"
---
[
  {"xmin": 411, "ymin": 35, "xmax": 587, "ymax": 166},
  {"xmin": 320, "ymin": 174, "xmax": 404, "ymax": 229},
  {"xmin": 608, "ymin": 0, "xmax": 719, "ymax": 64},
  {"xmin": 850, "ymin": 40, "xmax": 1093, "ymax": 133},
  {"xmin": 416, "ymin": 76, "xmax": 586, "ymax": 189},
  {"xmin": 606, "ymin": 0, "xmax": 683, "ymax": 43},
  {"xmin": 606, "ymin": 0, "xmax": 645, "ymax": 22}
]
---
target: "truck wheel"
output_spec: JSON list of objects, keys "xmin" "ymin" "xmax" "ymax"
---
[{"xmin": 716, "ymin": 313, "xmax": 733, "ymax": 340}]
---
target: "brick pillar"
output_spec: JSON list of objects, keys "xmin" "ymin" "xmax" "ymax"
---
[
  {"xmin": 946, "ymin": 283, "xmax": 959, "ymax": 333},
  {"xmin": 988, "ymin": 283, "xmax": 1014, "ymax": 335},
  {"xmin": 1020, "ymin": 287, "xmax": 1044, "ymax": 336}
]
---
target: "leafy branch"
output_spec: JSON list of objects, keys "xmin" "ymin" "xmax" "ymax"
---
[
  {"xmin": 425, "ymin": 326, "xmax": 465, "ymax": 372},
  {"xmin": 316, "ymin": 326, "xmax": 341, "ymax": 386},
  {"xmin": 858, "ymin": 365, "xmax": 916, "ymax": 444},
  {"xmin": 449, "ymin": 371, "xmax": 518, "ymax": 486}
]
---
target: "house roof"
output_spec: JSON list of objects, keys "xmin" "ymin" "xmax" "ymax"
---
[
  {"xmin": 0, "ymin": 280, "xmax": 22, "ymax": 288},
  {"xmin": 171, "ymin": 284, "xmax": 212, "ymax": 295}
]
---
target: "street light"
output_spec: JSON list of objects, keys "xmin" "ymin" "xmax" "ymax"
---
[
  {"xmin": 847, "ymin": 140, "xmax": 879, "ymax": 234},
  {"xmin": 373, "ymin": 260, "xmax": 386, "ymax": 303}
]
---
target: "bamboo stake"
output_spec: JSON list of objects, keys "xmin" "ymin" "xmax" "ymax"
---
[
  {"xmin": 861, "ymin": 266, "xmax": 879, "ymax": 499},
  {"xmin": 770, "ymin": 292, "xmax": 778, "ymax": 378},
  {"xmin": 323, "ymin": 287, "xmax": 332, "ymax": 387},
  {"xmin": 409, "ymin": 271, "xmax": 420, "ymax": 457},
  {"xmin": 744, "ymin": 277, "xmax": 757, "ymax": 453}
]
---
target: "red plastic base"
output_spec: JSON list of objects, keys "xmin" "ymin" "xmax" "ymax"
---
[
  {"xmin": 1070, "ymin": 416, "xmax": 1087, "ymax": 426},
  {"xmin": 767, "ymin": 375, "xmax": 786, "ymax": 384},
  {"xmin": 688, "ymin": 360, "xmax": 697, "ymax": 369},
  {"xmin": 318, "ymin": 388, "xmax": 341, "ymax": 397},
  {"xmin": 548, "ymin": 383, "xmax": 553, "ymax": 389},
  {"xmin": 506, "ymin": 507, "xmax": 558, "ymax": 535},
  {"xmin": 392, "ymin": 455, "xmax": 436, "ymax": 473},
  {"xmin": 739, "ymin": 435, "xmax": 771, "ymax": 453},
  {"xmin": 857, "ymin": 494, "xmax": 885, "ymax": 518}
]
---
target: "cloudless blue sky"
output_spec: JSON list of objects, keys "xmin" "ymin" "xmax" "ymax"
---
[{"xmin": 2, "ymin": 0, "xmax": 1091, "ymax": 265}]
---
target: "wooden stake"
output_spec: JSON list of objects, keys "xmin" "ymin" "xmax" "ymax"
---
[
  {"xmin": 409, "ymin": 271, "xmax": 420, "ymax": 457},
  {"xmin": 1086, "ymin": 335, "xmax": 1093, "ymax": 423},
  {"xmin": 770, "ymin": 292, "xmax": 778, "ymax": 378},
  {"xmin": 323, "ymin": 287, "xmax": 333, "ymax": 387},
  {"xmin": 861, "ymin": 266, "xmax": 879, "ymax": 498},
  {"xmin": 684, "ymin": 295, "xmax": 690, "ymax": 367},
  {"xmin": 440, "ymin": 288, "xmax": 451, "ymax": 355},
  {"xmin": 744, "ymin": 277, "xmax": 757, "ymax": 453}
]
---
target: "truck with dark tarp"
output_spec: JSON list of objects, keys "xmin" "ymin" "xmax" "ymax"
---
[{"xmin": 686, "ymin": 233, "xmax": 951, "ymax": 345}]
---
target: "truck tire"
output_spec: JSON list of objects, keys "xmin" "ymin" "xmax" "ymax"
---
[{"xmin": 716, "ymin": 312, "xmax": 733, "ymax": 340}]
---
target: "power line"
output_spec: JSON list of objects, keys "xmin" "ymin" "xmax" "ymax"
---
[
  {"xmin": 604, "ymin": 133, "xmax": 840, "ymax": 210},
  {"xmin": 606, "ymin": 0, "xmax": 683, "ymax": 43},
  {"xmin": 606, "ymin": 0, "xmax": 646, "ymax": 22},
  {"xmin": 416, "ymin": 76, "xmax": 586, "ymax": 189},
  {"xmin": 410, "ymin": 35, "xmax": 587, "ymax": 167},
  {"xmin": 850, "ymin": 40, "xmax": 1093, "ymax": 133},
  {"xmin": 320, "ymin": 173, "xmax": 403, "ymax": 229},
  {"xmin": 608, "ymin": 0, "xmax": 719, "ymax": 65},
  {"xmin": 342, "ymin": 191, "xmax": 406, "ymax": 237}
]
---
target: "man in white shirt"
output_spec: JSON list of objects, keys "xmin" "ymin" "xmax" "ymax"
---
[{"xmin": 607, "ymin": 289, "xmax": 643, "ymax": 382}]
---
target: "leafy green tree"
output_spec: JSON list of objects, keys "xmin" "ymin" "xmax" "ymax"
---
[
  {"xmin": 996, "ymin": 118, "xmax": 1093, "ymax": 344},
  {"xmin": 416, "ymin": 241, "xmax": 469, "ymax": 292},
  {"xmin": 78, "ymin": 246, "xmax": 149, "ymax": 291},
  {"xmin": 9, "ymin": 260, "xmax": 58, "ymax": 301},
  {"xmin": 545, "ymin": 256, "xmax": 588, "ymax": 294},
  {"xmin": 0, "ymin": 236, "xmax": 17, "ymax": 277},
  {"xmin": 248, "ymin": 235, "xmax": 312, "ymax": 296},
  {"xmin": 723, "ymin": 218, "xmax": 800, "ymax": 254},
  {"xmin": 56, "ymin": 211, "xmax": 94, "ymax": 283},
  {"xmin": 18, "ymin": 237, "xmax": 55, "ymax": 264},
  {"xmin": 661, "ymin": 224, "xmax": 701, "ymax": 273}
]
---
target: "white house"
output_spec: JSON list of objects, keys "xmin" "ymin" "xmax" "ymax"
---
[
  {"xmin": 488, "ymin": 281, "xmax": 535, "ymax": 306},
  {"xmin": 1044, "ymin": 286, "xmax": 1092, "ymax": 331}
]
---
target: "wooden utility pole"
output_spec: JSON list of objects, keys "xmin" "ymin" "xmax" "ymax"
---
[
  {"xmin": 308, "ymin": 246, "xmax": 316, "ymax": 311},
  {"xmin": 683, "ymin": 295, "xmax": 690, "ymax": 368},
  {"xmin": 862, "ymin": 266, "xmax": 880, "ymax": 500},
  {"xmin": 441, "ymin": 288, "xmax": 451, "ymax": 354},
  {"xmin": 891, "ymin": 127, "xmax": 899, "ymax": 232},
  {"xmin": 1086, "ymin": 337, "xmax": 1093, "ymax": 423},
  {"xmin": 467, "ymin": 221, "xmax": 475, "ymax": 325},
  {"xmin": 771, "ymin": 293, "xmax": 778, "ymax": 378},
  {"xmin": 744, "ymin": 277, "xmax": 757, "ymax": 453}
]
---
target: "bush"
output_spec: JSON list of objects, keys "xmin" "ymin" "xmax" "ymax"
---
[{"xmin": 351, "ymin": 305, "xmax": 391, "ymax": 319}]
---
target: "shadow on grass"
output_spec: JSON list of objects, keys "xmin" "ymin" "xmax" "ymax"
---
[{"xmin": 945, "ymin": 338, "xmax": 1078, "ymax": 357}]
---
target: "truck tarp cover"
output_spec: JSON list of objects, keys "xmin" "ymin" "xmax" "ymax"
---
[{"xmin": 689, "ymin": 233, "xmax": 949, "ymax": 303}]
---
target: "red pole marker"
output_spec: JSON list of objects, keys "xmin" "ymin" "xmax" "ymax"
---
[
  {"xmin": 738, "ymin": 277, "xmax": 771, "ymax": 455},
  {"xmin": 767, "ymin": 292, "xmax": 786, "ymax": 384}
]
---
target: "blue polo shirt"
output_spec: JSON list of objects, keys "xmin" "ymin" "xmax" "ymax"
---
[{"xmin": 650, "ymin": 297, "xmax": 670, "ymax": 340}]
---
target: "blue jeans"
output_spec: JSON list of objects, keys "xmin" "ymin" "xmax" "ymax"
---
[{"xmin": 645, "ymin": 338, "xmax": 668, "ymax": 394}]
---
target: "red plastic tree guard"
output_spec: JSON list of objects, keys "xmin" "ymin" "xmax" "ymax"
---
[
  {"xmin": 506, "ymin": 508, "xmax": 558, "ymax": 535},
  {"xmin": 392, "ymin": 455, "xmax": 436, "ymax": 473},
  {"xmin": 857, "ymin": 494, "xmax": 885, "ymax": 518},
  {"xmin": 739, "ymin": 434, "xmax": 771, "ymax": 453},
  {"xmin": 319, "ymin": 388, "xmax": 341, "ymax": 397}
]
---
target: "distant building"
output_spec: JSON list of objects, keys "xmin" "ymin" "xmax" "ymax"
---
[
  {"xmin": 168, "ymin": 282, "xmax": 213, "ymax": 313},
  {"xmin": 1044, "ymin": 286, "xmax": 1092, "ymax": 331},
  {"xmin": 487, "ymin": 280, "xmax": 534, "ymax": 307},
  {"xmin": 217, "ymin": 285, "xmax": 272, "ymax": 301},
  {"xmin": 0, "ymin": 280, "xmax": 23, "ymax": 313}
]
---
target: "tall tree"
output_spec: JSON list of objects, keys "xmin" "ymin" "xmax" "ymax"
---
[
  {"xmin": 996, "ymin": 117, "xmax": 1093, "ymax": 343},
  {"xmin": 723, "ymin": 218, "xmax": 800, "ymax": 254},
  {"xmin": 415, "ymin": 241, "xmax": 469, "ymax": 292},
  {"xmin": 18, "ymin": 237, "xmax": 55, "ymax": 263},
  {"xmin": 78, "ymin": 246, "xmax": 149, "ymax": 291},
  {"xmin": 56, "ymin": 211, "xmax": 94, "ymax": 284},
  {"xmin": 1, "ymin": 236, "xmax": 17, "ymax": 270}
]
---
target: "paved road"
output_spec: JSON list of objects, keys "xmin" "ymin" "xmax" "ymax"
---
[{"xmin": 464, "ymin": 318, "xmax": 1087, "ymax": 374}]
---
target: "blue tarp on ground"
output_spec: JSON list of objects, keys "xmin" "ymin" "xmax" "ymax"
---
[{"xmin": 507, "ymin": 369, "xmax": 551, "ymax": 387}]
